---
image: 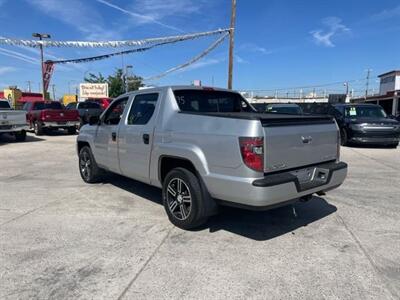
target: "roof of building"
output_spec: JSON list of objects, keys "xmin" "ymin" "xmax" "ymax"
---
[{"xmin": 378, "ymin": 70, "xmax": 400, "ymax": 77}]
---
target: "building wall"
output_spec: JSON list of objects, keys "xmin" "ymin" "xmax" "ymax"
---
[{"xmin": 379, "ymin": 74, "xmax": 400, "ymax": 95}]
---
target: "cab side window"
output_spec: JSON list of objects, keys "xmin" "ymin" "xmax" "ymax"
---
[
  {"xmin": 127, "ymin": 93, "xmax": 159, "ymax": 125},
  {"xmin": 103, "ymin": 97, "xmax": 128, "ymax": 125}
]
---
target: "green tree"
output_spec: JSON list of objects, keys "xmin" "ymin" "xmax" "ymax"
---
[
  {"xmin": 84, "ymin": 68, "xmax": 144, "ymax": 98},
  {"xmin": 84, "ymin": 72, "xmax": 107, "ymax": 83}
]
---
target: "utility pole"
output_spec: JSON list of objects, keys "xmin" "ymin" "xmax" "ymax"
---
[
  {"xmin": 365, "ymin": 68, "xmax": 371, "ymax": 99},
  {"xmin": 51, "ymin": 84, "xmax": 56, "ymax": 101},
  {"xmin": 227, "ymin": 0, "xmax": 236, "ymax": 90},
  {"xmin": 32, "ymin": 33, "xmax": 51, "ymax": 100},
  {"xmin": 26, "ymin": 81, "xmax": 32, "ymax": 92}
]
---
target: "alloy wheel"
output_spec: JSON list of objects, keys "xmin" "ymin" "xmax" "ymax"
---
[
  {"xmin": 80, "ymin": 150, "xmax": 92, "ymax": 180},
  {"xmin": 166, "ymin": 178, "xmax": 192, "ymax": 220}
]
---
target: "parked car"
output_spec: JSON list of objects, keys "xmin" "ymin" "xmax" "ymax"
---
[
  {"xmin": 266, "ymin": 103, "xmax": 303, "ymax": 114},
  {"xmin": 252, "ymin": 103, "xmax": 303, "ymax": 115},
  {"xmin": 77, "ymin": 86, "xmax": 347, "ymax": 229},
  {"xmin": 24, "ymin": 101, "xmax": 80, "ymax": 135},
  {"xmin": 332, "ymin": 104, "xmax": 400, "ymax": 147},
  {"xmin": 85, "ymin": 98, "xmax": 112, "ymax": 110},
  {"xmin": 65, "ymin": 101, "xmax": 103, "ymax": 128},
  {"xmin": 251, "ymin": 103, "xmax": 268, "ymax": 112},
  {"xmin": 0, "ymin": 99, "xmax": 28, "ymax": 141}
]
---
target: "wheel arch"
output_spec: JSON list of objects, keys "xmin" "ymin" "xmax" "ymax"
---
[
  {"xmin": 77, "ymin": 140, "xmax": 91, "ymax": 154},
  {"xmin": 159, "ymin": 155, "xmax": 199, "ymax": 184}
]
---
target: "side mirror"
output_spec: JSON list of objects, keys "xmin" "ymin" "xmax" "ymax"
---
[{"xmin": 89, "ymin": 115, "xmax": 100, "ymax": 126}]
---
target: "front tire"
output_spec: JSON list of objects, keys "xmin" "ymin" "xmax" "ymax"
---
[
  {"xmin": 34, "ymin": 121, "xmax": 43, "ymax": 136},
  {"xmin": 15, "ymin": 130, "xmax": 26, "ymax": 142},
  {"xmin": 79, "ymin": 146, "xmax": 103, "ymax": 183},
  {"xmin": 162, "ymin": 168, "xmax": 208, "ymax": 230}
]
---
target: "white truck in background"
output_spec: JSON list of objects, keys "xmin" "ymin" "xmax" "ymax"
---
[{"xmin": 0, "ymin": 99, "xmax": 28, "ymax": 142}]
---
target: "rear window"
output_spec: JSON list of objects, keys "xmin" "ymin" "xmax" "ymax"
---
[
  {"xmin": 173, "ymin": 89, "xmax": 254, "ymax": 113},
  {"xmin": 34, "ymin": 102, "xmax": 62, "ymax": 110},
  {"xmin": 266, "ymin": 105, "xmax": 303, "ymax": 115},
  {"xmin": 79, "ymin": 102, "xmax": 100, "ymax": 109},
  {"xmin": 0, "ymin": 101, "xmax": 11, "ymax": 109}
]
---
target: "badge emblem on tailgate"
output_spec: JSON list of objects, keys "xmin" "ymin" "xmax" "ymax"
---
[{"xmin": 301, "ymin": 136, "xmax": 312, "ymax": 144}]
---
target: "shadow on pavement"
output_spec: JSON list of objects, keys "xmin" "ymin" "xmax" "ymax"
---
[
  {"xmin": 104, "ymin": 173, "xmax": 337, "ymax": 241},
  {"xmin": 206, "ymin": 197, "xmax": 336, "ymax": 240},
  {"xmin": 0, "ymin": 133, "xmax": 45, "ymax": 145}
]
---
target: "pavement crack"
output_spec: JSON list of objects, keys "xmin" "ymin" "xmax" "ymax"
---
[
  {"xmin": 348, "ymin": 148, "xmax": 399, "ymax": 171},
  {"xmin": 117, "ymin": 226, "xmax": 174, "ymax": 300},
  {"xmin": 0, "ymin": 200, "xmax": 58, "ymax": 227},
  {"xmin": 335, "ymin": 213, "xmax": 399, "ymax": 299}
]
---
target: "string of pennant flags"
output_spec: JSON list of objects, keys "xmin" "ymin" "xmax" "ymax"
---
[
  {"xmin": 143, "ymin": 32, "xmax": 229, "ymax": 81},
  {"xmin": 0, "ymin": 28, "xmax": 230, "ymax": 48},
  {"xmin": 2, "ymin": 28, "xmax": 231, "ymax": 91},
  {"xmin": 45, "ymin": 32, "xmax": 229, "ymax": 82}
]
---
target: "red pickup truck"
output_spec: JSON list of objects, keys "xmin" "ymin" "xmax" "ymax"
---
[{"xmin": 23, "ymin": 101, "xmax": 80, "ymax": 135}]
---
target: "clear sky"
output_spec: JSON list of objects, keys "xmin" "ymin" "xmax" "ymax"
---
[{"xmin": 1, "ymin": 0, "xmax": 400, "ymax": 98}]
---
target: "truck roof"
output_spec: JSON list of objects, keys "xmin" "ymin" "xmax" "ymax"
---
[{"xmin": 123, "ymin": 85, "xmax": 237, "ymax": 96}]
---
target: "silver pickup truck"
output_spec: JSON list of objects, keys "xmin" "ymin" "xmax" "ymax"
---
[
  {"xmin": 77, "ymin": 86, "xmax": 347, "ymax": 229},
  {"xmin": 0, "ymin": 99, "xmax": 28, "ymax": 142}
]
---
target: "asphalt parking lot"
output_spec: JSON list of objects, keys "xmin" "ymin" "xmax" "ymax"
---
[{"xmin": 1, "ymin": 133, "xmax": 399, "ymax": 299}]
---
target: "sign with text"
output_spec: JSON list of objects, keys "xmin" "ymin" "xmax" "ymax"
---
[{"xmin": 79, "ymin": 83, "xmax": 109, "ymax": 98}]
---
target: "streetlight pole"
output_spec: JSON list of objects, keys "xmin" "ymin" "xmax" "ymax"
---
[
  {"xmin": 125, "ymin": 65, "xmax": 132, "ymax": 92},
  {"xmin": 227, "ymin": 0, "xmax": 236, "ymax": 90},
  {"xmin": 32, "ymin": 33, "xmax": 51, "ymax": 101}
]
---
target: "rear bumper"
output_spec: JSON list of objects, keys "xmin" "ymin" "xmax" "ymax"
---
[
  {"xmin": 42, "ymin": 121, "xmax": 80, "ymax": 128},
  {"xmin": 204, "ymin": 161, "xmax": 348, "ymax": 209},
  {"xmin": 0, "ymin": 124, "xmax": 29, "ymax": 133}
]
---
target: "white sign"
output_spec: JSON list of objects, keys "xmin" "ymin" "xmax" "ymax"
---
[{"xmin": 79, "ymin": 83, "xmax": 109, "ymax": 98}]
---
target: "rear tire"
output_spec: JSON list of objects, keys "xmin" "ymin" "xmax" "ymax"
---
[
  {"xmin": 68, "ymin": 126, "xmax": 77, "ymax": 135},
  {"xmin": 162, "ymin": 168, "xmax": 208, "ymax": 230},
  {"xmin": 34, "ymin": 121, "xmax": 43, "ymax": 136},
  {"xmin": 15, "ymin": 130, "xmax": 26, "ymax": 142},
  {"xmin": 79, "ymin": 146, "xmax": 103, "ymax": 183}
]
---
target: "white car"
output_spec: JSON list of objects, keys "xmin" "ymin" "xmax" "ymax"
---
[{"xmin": 0, "ymin": 99, "xmax": 29, "ymax": 142}]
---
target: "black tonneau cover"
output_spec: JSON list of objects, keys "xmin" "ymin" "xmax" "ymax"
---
[{"xmin": 180, "ymin": 111, "xmax": 334, "ymax": 127}]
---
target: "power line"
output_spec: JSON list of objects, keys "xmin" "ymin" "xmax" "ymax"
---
[{"xmin": 240, "ymin": 78, "xmax": 367, "ymax": 92}]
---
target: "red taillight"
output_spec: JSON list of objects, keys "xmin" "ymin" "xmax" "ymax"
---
[{"xmin": 239, "ymin": 137, "xmax": 264, "ymax": 172}]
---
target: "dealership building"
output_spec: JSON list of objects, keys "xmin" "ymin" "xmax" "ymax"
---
[{"xmin": 352, "ymin": 70, "xmax": 400, "ymax": 116}]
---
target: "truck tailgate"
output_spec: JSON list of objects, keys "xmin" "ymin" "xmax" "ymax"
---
[
  {"xmin": 42, "ymin": 109, "xmax": 79, "ymax": 121},
  {"xmin": 0, "ymin": 110, "xmax": 26, "ymax": 125},
  {"xmin": 261, "ymin": 117, "xmax": 338, "ymax": 172}
]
